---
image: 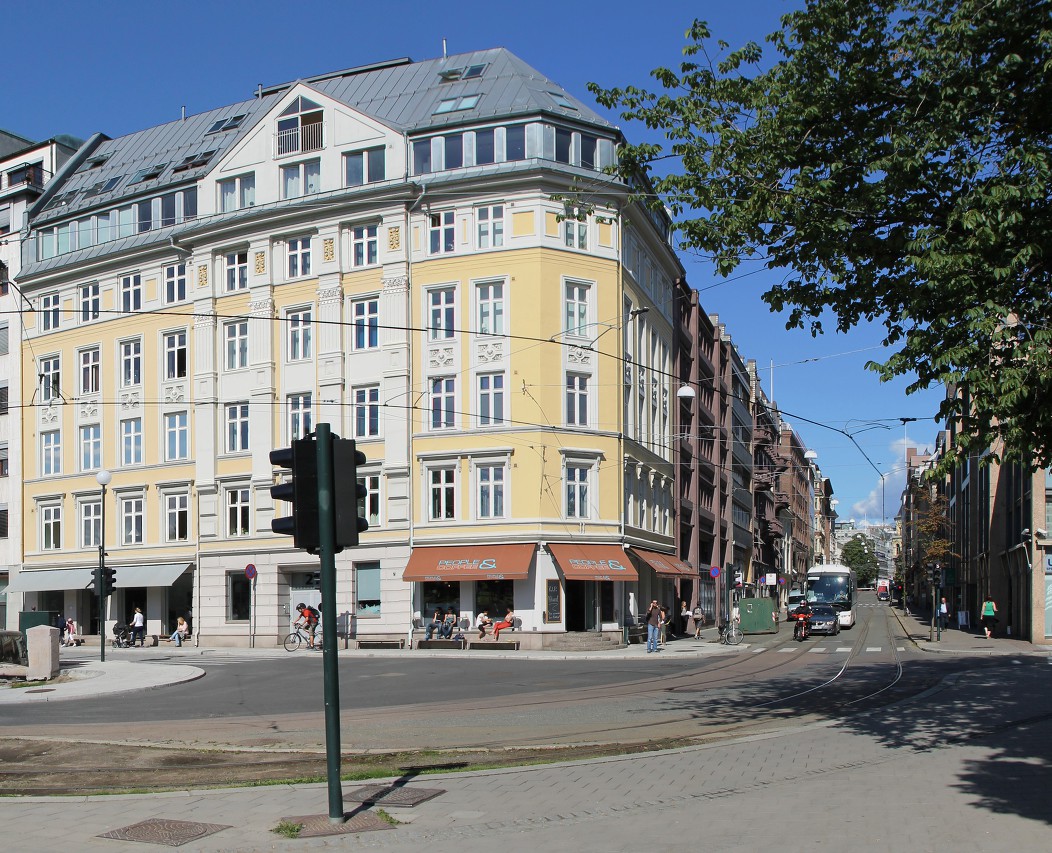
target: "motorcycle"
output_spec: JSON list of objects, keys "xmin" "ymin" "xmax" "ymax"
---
[{"xmin": 792, "ymin": 611, "xmax": 811, "ymax": 642}]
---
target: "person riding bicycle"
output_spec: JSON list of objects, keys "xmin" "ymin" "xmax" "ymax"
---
[{"xmin": 294, "ymin": 602, "xmax": 320, "ymax": 649}]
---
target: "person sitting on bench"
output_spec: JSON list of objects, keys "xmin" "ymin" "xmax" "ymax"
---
[
  {"xmin": 492, "ymin": 608, "xmax": 516, "ymax": 640},
  {"xmin": 424, "ymin": 609, "xmax": 444, "ymax": 640},
  {"xmin": 476, "ymin": 609, "xmax": 492, "ymax": 639},
  {"xmin": 440, "ymin": 609, "xmax": 458, "ymax": 639}
]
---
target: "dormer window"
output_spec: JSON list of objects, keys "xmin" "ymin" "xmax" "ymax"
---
[{"xmin": 277, "ymin": 96, "xmax": 323, "ymax": 156}]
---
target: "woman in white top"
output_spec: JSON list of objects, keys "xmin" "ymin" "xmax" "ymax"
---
[{"xmin": 130, "ymin": 607, "xmax": 145, "ymax": 647}]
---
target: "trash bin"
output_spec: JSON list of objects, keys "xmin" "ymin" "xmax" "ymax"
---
[{"xmin": 738, "ymin": 598, "xmax": 778, "ymax": 634}]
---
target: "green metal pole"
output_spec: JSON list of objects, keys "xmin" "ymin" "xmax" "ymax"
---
[
  {"xmin": 315, "ymin": 423, "xmax": 344, "ymax": 823},
  {"xmin": 99, "ymin": 482, "xmax": 106, "ymax": 663}
]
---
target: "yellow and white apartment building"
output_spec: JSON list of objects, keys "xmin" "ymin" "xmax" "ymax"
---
[{"xmin": 12, "ymin": 49, "xmax": 690, "ymax": 646}]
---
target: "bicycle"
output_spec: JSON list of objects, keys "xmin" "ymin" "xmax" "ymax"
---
[
  {"xmin": 718, "ymin": 620, "xmax": 743, "ymax": 646},
  {"xmin": 283, "ymin": 622, "xmax": 322, "ymax": 651}
]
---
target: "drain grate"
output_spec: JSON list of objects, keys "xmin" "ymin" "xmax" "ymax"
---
[
  {"xmin": 98, "ymin": 818, "xmax": 231, "ymax": 847},
  {"xmin": 344, "ymin": 784, "xmax": 446, "ymax": 808},
  {"xmin": 24, "ymin": 688, "xmax": 55, "ymax": 694},
  {"xmin": 282, "ymin": 811, "xmax": 393, "ymax": 837}
]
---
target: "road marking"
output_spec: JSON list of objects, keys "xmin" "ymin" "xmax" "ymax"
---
[
  {"xmin": 809, "ymin": 647, "xmax": 828, "ymax": 653},
  {"xmin": 897, "ymin": 646, "xmax": 906, "ymax": 652},
  {"xmin": 836, "ymin": 647, "xmax": 852, "ymax": 653},
  {"xmin": 778, "ymin": 648, "xmax": 796, "ymax": 653},
  {"xmin": 866, "ymin": 646, "xmax": 881, "ymax": 652}
]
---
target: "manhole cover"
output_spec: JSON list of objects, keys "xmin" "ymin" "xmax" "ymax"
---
[
  {"xmin": 24, "ymin": 689, "xmax": 54, "ymax": 694},
  {"xmin": 282, "ymin": 811, "xmax": 392, "ymax": 837},
  {"xmin": 98, "ymin": 818, "xmax": 230, "ymax": 847},
  {"xmin": 344, "ymin": 784, "xmax": 445, "ymax": 807}
]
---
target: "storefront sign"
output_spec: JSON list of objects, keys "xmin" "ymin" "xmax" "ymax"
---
[
  {"xmin": 1045, "ymin": 554, "xmax": 1052, "ymax": 574},
  {"xmin": 546, "ymin": 579, "xmax": 561, "ymax": 623}
]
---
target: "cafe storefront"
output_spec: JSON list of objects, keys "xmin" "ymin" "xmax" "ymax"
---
[{"xmin": 547, "ymin": 543, "xmax": 639, "ymax": 633}]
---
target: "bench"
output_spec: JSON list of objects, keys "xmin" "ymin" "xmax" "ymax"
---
[
  {"xmin": 468, "ymin": 640, "xmax": 520, "ymax": 651},
  {"xmin": 415, "ymin": 639, "xmax": 466, "ymax": 650},
  {"xmin": 355, "ymin": 638, "xmax": 406, "ymax": 650}
]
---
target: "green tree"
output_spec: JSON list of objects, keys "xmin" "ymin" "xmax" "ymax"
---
[
  {"xmin": 840, "ymin": 534, "xmax": 879, "ymax": 588},
  {"xmin": 591, "ymin": 0, "xmax": 1052, "ymax": 469}
]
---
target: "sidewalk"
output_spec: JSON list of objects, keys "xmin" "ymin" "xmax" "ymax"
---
[
  {"xmin": 3, "ymin": 635, "xmax": 1051, "ymax": 852},
  {"xmin": 889, "ymin": 603, "xmax": 1039, "ymax": 655}
]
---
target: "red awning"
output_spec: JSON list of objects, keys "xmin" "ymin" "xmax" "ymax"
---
[
  {"xmin": 548, "ymin": 543, "xmax": 638, "ymax": 581},
  {"xmin": 632, "ymin": 548, "xmax": 697, "ymax": 577},
  {"xmin": 631, "ymin": 548, "xmax": 694, "ymax": 577},
  {"xmin": 403, "ymin": 544, "xmax": 535, "ymax": 581}
]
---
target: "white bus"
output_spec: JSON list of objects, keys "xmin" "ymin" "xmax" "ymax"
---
[{"xmin": 806, "ymin": 564, "xmax": 857, "ymax": 628}]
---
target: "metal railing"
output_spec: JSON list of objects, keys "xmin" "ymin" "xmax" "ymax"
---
[{"xmin": 275, "ymin": 122, "xmax": 324, "ymax": 157}]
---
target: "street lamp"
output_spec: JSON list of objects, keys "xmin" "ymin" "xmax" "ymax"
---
[{"xmin": 96, "ymin": 469, "xmax": 111, "ymax": 662}]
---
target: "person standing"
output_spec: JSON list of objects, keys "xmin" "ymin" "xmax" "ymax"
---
[
  {"xmin": 130, "ymin": 607, "xmax": 146, "ymax": 647},
  {"xmin": 659, "ymin": 606, "xmax": 670, "ymax": 647},
  {"xmin": 692, "ymin": 604, "xmax": 705, "ymax": 639},
  {"xmin": 938, "ymin": 597, "xmax": 949, "ymax": 631},
  {"xmin": 645, "ymin": 600, "xmax": 661, "ymax": 653},
  {"xmin": 981, "ymin": 597, "xmax": 998, "ymax": 639}
]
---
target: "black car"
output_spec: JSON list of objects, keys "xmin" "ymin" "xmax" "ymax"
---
[{"xmin": 807, "ymin": 604, "xmax": 840, "ymax": 636}]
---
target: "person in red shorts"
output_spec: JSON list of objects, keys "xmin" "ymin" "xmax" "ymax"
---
[{"xmin": 492, "ymin": 607, "xmax": 516, "ymax": 640}]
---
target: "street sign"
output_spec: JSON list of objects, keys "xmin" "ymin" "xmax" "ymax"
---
[
  {"xmin": 778, "ymin": 577, "xmax": 786, "ymax": 585},
  {"xmin": 245, "ymin": 563, "xmax": 257, "ymax": 580},
  {"xmin": 710, "ymin": 566, "xmax": 720, "ymax": 578},
  {"xmin": 1045, "ymin": 554, "xmax": 1052, "ymax": 574}
]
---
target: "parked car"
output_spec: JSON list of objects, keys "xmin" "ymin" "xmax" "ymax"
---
[
  {"xmin": 807, "ymin": 604, "xmax": 840, "ymax": 636},
  {"xmin": 786, "ymin": 591, "xmax": 806, "ymax": 613}
]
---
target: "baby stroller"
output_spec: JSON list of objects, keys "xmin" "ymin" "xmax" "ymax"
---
[{"xmin": 111, "ymin": 623, "xmax": 132, "ymax": 648}]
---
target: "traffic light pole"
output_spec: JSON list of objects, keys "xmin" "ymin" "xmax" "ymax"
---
[{"xmin": 315, "ymin": 423, "xmax": 345, "ymax": 823}]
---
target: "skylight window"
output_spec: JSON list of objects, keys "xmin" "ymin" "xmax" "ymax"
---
[
  {"xmin": 173, "ymin": 150, "xmax": 217, "ymax": 172},
  {"xmin": 83, "ymin": 155, "xmax": 109, "ymax": 171},
  {"xmin": 438, "ymin": 63, "xmax": 486, "ymax": 82},
  {"xmin": 206, "ymin": 114, "xmax": 247, "ymax": 134},
  {"xmin": 207, "ymin": 118, "xmax": 228, "ymax": 134},
  {"xmin": 462, "ymin": 64, "xmax": 486, "ymax": 79},
  {"xmin": 131, "ymin": 163, "xmax": 167, "ymax": 183},
  {"xmin": 549, "ymin": 92, "xmax": 577, "ymax": 110},
  {"xmin": 434, "ymin": 94, "xmax": 481, "ymax": 115},
  {"xmin": 86, "ymin": 176, "xmax": 124, "ymax": 195}
]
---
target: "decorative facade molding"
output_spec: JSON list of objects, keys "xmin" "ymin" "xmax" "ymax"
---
[
  {"xmin": 323, "ymin": 238, "xmax": 335, "ymax": 262},
  {"xmin": 387, "ymin": 225, "xmax": 401, "ymax": 251},
  {"xmin": 567, "ymin": 346, "xmax": 591, "ymax": 365},
  {"xmin": 120, "ymin": 390, "xmax": 142, "ymax": 410},
  {"xmin": 477, "ymin": 341, "xmax": 504, "ymax": 363},
  {"xmin": 164, "ymin": 384, "xmax": 187, "ymax": 404},
  {"xmin": 428, "ymin": 346, "xmax": 455, "ymax": 369},
  {"xmin": 254, "ymin": 251, "xmax": 266, "ymax": 276},
  {"xmin": 250, "ymin": 297, "xmax": 275, "ymax": 318},
  {"xmin": 197, "ymin": 265, "xmax": 208, "ymax": 288},
  {"xmin": 383, "ymin": 275, "xmax": 409, "ymax": 293}
]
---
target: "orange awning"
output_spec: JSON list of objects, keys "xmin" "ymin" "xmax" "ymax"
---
[
  {"xmin": 632, "ymin": 548, "xmax": 697, "ymax": 577},
  {"xmin": 403, "ymin": 544, "xmax": 535, "ymax": 581},
  {"xmin": 548, "ymin": 543, "xmax": 638, "ymax": 581}
]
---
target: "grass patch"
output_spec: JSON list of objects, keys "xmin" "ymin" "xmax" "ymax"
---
[
  {"xmin": 375, "ymin": 808, "xmax": 402, "ymax": 826},
  {"xmin": 272, "ymin": 820, "xmax": 304, "ymax": 838},
  {"xmin": 9, "ymin": 680, "xmax": 49, "ymax": 689}
]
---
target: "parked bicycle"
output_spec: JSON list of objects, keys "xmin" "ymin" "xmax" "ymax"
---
[
  {"xmin": 283, "ymin": 622, "xmax": 322, "ymax": 651},
  {"xmin": 718, "ymin": 619, "xmax": 743, "ymax": 645}
]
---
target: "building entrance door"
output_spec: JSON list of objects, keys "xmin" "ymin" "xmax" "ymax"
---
[{"xmin": 565, "ymin": 581, "xmax": 599, "ymax": 632}]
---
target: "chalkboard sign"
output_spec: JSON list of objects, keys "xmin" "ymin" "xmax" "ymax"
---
[{"xmin": 546, "ymin": 579, "xmax": 561, "ymax": 623}]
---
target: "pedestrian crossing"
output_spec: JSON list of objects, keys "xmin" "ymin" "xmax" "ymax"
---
[{"xmin": 773, "ymin": 645, "xmax": 906, "ymax": 654}]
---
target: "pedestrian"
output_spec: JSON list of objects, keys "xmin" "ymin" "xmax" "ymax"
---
[
  {"xmin": 130, "ymin": 606, "xmax": 146, "ymax": 647},
  {"xmin": 645, "ymin": 599, "xmax": 661, "ymax": 653},
  {"xmin": 659, "ymin": 606, "xmax": 670, "ymax": 647},
  {"xmin": 980, "ymin": 597, "xmax": 998, "ymax": 639},
  {"xmin": 63, "ymin": 617, "xmax": 77, "ymax": 647},
  {"xmin": 679, "ymin": 600, "xmax": 690, "ymax": 635},
  {"xmin": 54, "ymin": 612, "xmax": 66, "ymax": 644},
  {"xmin": 692, "ymin": 604, "xmax": 705, "ymax": 639},
  {"xmin": 938, "ymin": 597, "xmax": 949, "ymax": 630}
]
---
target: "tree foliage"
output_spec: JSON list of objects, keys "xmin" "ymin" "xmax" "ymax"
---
[
  {"xmin": 590, "ymin": 0, "xmax": 1052, "ymax": 469},
  {"xmin": 840, "ymin": 533, "xmax": 879, "ymax": 587}
]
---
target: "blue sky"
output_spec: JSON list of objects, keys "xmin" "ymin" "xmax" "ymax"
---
[{"xmin": 4, "ymin": 0, "xmax": 941, "ymax": 520}]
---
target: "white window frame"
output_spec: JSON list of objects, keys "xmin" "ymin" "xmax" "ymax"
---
[
  {"xmin": 564, "ymin": 219, "xmax": 587, "ymax": 249},
  {"xmin": 80, "ymin": 423, "xmax": 102, "ymax": 471},
  {"xmin": 476, "ymin": 462, "xmax": 506, "ymax": 519},
  {"xmin": 120, "ymin": 338, "xmax": 142, "ymax": 388},
  {"xmin": 360, "ymin": 472, "xmax": 381, "ymax": 528},
  {"xmin": 41, "ymin": 430, "xmax": 61, "ymax": 476},
  {"xmin": 41, "ymin": 292, "xmax": 60, "ymax": 331},
  {"xmin": 80, "ymin": 282, "xmax": 100, "ymax": 322},
  {"xmin": 351, "ymin": 225, "xmax": 378, "ymax": 267},
  {"xmin": 565, "ymin": 462, "xmax": 591, "ymax": 519},
  {"xmin": 564, "ymin": 280, "xmax": 590, "ymax": 337},
  {"xmin": 121, "ymin": 494, "xmax": 145, "ymax": 545},
  {"xmin": 352, "ymin": 298, "xmax": 378, "ymax": 350},
  {"xmin": 40, "ymin": 355, "xmax": 61, "ymax": 402},
  {"xmin": 164, "ymin": 263, "xmax": 187, "ymax": 304},
  {"xmin": 353, "ymin": 386, "xmax": 380, "ymax": 438},
  {"xmin": 428, "ymin": 286, "xmax": 456, "ymax": 340},
  {"xmin": 428, "ymin": 466, "xmax": 456, "ymax": 521},
  {"xmin": 566, "ymin": 372, "xmax": 589, "ymax": 427},
  {"xmin": 287, "ymin": 307, "xmax": 312, "ymax": 361},
  {"xmin": 280, "ymin": 158, "xmax": 321, "ymax": 199},
  {"xmin": 225, "ymin": 251, "xmax": 248, "ymax": 291},
  {"xmin": 163, "ymin": 330, "xmax": 187, "ymax": 380},
  {"xmin": 225, "ymin": 485, "xmax": 252, "ymax": 537},
  {"xmin": 476, "ymin": 280, "xmax": 504, "ymax": 336},
  {"xmin": 287, "ymin": 236, "xmax": 312, "ymax": 278},
  {"xmin": 428, "ymin": 210, "xmax": 455, "ymax": 255},
  {"xmin": 430, "ymin": 376, "xmax": 456, "ymax": 431},
  {"xmin": 344, "ymin": 146, "xmax": 385, "ymax": 186},
  {"xmin": 225, "ymin": 320, "xmax": 249, "ymax": 370},
  {"xmin": 288, "ymin": 393, "xmax": 312, "ymax": 440},
  {"xmin": 41, "ymin": 502, "xmax": 62, "ymax": 551},
  {"xmin": 165, "ymin": 411, "xmax": 189, "ymax": 461},
  {"xmin": 476, "ymin": 204, "xmax": 504, "ymax": 249},
  {"xmin": 477, "ymin": 372, "xmax": 505, "ymax": 427},
  {"xmin": 120, "ymin": 273, "xmax": 142, "ymax": 313},
  {"xmin": 218, "ymin": 173, "xmax": 255, "ymax": 212},
  {"xmin": 225, "ymin": 402, "xmax": 250, "ymax": 453},
  {"xmin": 165, "ymin": 491, "xmax": 190, "ymax": 542},
  {"xmin": 81, "ymin": 499, "xmax": 102, "ymax": 549},
  {"xmin": 80, "ymin": 347, "xmax": 100, "ymax": 395},
  {"xmin": 121, "ymin": 417, "xmax": 143, "ymax": 466}
]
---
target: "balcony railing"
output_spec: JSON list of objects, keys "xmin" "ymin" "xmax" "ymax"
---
[
  {"xmin": 275, "ymin": 122, "xmax": 324, "ymax": 157},
  {"xmin": 4, "ymin": 164, "xmax": 48, "ymax": 191}
]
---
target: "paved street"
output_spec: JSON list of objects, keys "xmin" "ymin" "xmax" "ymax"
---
[{"xmin": 2, "ymin": 608, "xmax": 1050, "ymax": 851}]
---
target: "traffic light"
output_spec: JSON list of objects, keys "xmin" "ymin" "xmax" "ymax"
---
[
  {"xmin": 928, "ymin": 564, "xmax": 940, "ymax": 587},
  {"xmin": 270, "ymin": 437, "xmax": 320, "ymax": 554},
  {"xmin": 93, "ymin": 566, "xmax": 117, "ymax": 597},
  {"xmin": 334, "ymin": 439, "xmax": 369, "ymax": 548}
]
